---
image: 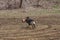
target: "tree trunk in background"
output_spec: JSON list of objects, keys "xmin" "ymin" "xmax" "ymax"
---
[{"xmin": 20, "ymin": 0, "xmax": 23, "ymax": 8}]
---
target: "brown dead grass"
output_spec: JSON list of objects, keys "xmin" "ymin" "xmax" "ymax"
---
[
  {"xmin": 0, "ymin": 15, "xmax": 60, "ymax": 40},
  {"xmin": 0, "ymin": 9, "xmax": 60, "ymax": 40}
]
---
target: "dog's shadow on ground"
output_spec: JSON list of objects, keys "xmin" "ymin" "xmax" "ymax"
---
[{"xmin": 21, "ymin": 26, "xmax": 32, "ymax": 30}]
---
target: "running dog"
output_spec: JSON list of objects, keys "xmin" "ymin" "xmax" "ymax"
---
[{"xmin": 22, "ymin": 17, "xmax": 36, "ymax": 29}]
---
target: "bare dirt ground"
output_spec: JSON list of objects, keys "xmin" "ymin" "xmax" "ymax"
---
[{"xmin": 0, "ymin": 14, "xmax": 60, "ymax": 40}]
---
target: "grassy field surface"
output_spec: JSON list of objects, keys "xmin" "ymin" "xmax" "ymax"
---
[
  {"xmin": 0, "ymin": 8, "xmax": 60, "ymax": 40},
  {"xmin": 0, "ymin": 8, "xmax": 60, "ymax": 18}
]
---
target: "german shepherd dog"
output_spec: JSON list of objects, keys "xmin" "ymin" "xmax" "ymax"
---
[{"xmin": 22, "ymin": 17, "xmax": 36, "ymax": 29}]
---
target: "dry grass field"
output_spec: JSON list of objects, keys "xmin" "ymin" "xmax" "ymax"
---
[{"xmin": 0, "ymin": 8, "xmax": 60, "ymax": 40}]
